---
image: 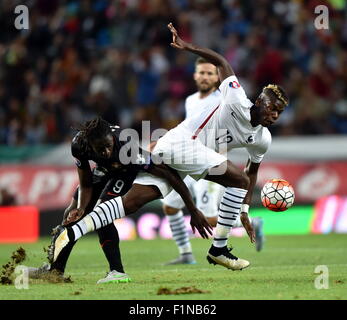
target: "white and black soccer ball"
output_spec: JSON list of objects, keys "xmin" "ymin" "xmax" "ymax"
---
[{"xmin": 261, "ymin": 179, "xmax": 295, "ymax": 212}]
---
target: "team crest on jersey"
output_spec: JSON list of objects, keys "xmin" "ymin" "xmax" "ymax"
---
[{"xmin": 229, "ymin": 81, "xmax": 240, "ymax": 89}]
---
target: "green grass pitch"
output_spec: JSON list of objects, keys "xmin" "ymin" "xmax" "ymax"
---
[{"xmin": 0, "ymin": 234, "xmax": 346, "ymax": 300}]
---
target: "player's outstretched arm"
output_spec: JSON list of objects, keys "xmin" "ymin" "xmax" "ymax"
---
[
  {"xmin": 147, "ymin": 162, "xmax": 213, "ymax": 239},
  {"xmin": 168, "ymin": 22, "xmax": 234, "ymax": 82}
]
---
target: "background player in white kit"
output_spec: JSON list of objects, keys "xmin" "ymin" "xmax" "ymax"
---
[
  {"xmin": 50, "ymin": 23, "xmax": 289, "ymax": 271},
  {"xmin": 163, "ymin": 58, "xmax": 264, "ymax": 265}
]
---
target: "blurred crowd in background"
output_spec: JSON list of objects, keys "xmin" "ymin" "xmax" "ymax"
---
[{"xmin": 0, "ymin": 0, "xmax": 346, "ymax": 146}]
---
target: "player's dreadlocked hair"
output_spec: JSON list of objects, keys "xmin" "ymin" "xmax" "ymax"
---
[
  {"xmin": 263, "ymin": 84, "xmax": 289, "ymax": 107},
  {"xmin": 75, "ymin": 117, "xmax": 112, "ymax": 152}
]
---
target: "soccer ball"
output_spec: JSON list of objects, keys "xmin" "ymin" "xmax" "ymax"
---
[{"xmin": 261, "ymin": 179, "xmax": 295, "ymax": 212}]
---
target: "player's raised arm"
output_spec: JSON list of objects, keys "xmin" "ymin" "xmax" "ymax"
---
[{"xmin": 168, "ymin": 22, "xmax": 234, "ymax": 82}]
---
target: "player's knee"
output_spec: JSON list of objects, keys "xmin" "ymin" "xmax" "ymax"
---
[{"xmin": 163, "ymin": 204, "xmax": 179, "ymax": 215}]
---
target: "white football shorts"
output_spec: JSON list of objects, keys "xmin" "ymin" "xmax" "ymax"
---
[{"xmin": 133, "ymin": 127, "xmax": 226, "ymax": 198}]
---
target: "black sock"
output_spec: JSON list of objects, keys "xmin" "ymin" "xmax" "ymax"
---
[
  {"xmin": 67, "ymin": 227, "xmax": 76, "ymax": 242},
  {"xmin": 97, "ymin": 223, "xmax": 124, "ymax": 273},
  {"xmin": 51, "ymin": 240, "xmax": 77, "ymax": 273}
]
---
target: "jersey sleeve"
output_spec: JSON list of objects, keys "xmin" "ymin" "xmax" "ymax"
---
[
  {"xmin": 246, "ymin": 129, "xmax": 272, "ymax": 163},
  {"xmin": 219, "ymin": 75, "xmax": 251, "ymax": 106},
  {"xmin": 71, "ymin": 136, "xmax": 90, "ymax": 169}
]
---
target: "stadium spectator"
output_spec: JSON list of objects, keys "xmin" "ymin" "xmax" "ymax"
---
[{"xmin": 0, "ymin": 0, "xmax": 346, "ymax": 145}]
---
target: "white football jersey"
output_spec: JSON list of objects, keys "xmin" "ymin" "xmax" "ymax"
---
[
  {"xmin": 180, "ymin": 75, "xmax": 271, "ymax": 163},
  {"xmin": 184, "ymin": 90, "xmax": 221, "ymax": 120}
]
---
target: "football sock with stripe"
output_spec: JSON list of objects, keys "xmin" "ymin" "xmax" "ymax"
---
[
  {"xmin": 168, "ymin": 210, "xmax": 192, "ymax": 255},
  {"xmin": 213, "ymin": 187, "xmax": 248, "ymax": 248},
  {"xmin": 70, "ymin": 197, "xmax": 125, "ymax": 241}
]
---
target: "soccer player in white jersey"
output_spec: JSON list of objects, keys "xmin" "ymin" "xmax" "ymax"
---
[
  {"xmin": 49, "ymin": 23, "xmax": 289, "ymax": 271},
  {"xmin": 163, "ymin": 58, "xmax": 265, "ymax": 265}
]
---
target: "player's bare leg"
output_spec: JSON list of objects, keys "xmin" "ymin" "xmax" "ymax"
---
[
  {"xmin": 122, "ymin": 184, "xmax": 162, "ymax": 213},
  {"xmin": 204, "ymin": 160, "xmax": 251, "ymax": 270}
]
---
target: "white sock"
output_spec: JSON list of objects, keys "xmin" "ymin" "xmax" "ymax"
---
[
  {"xmin": 213, "ymin": 187, "xmax": 247, "ymax": 248},
  {"xmin": 71, "ymin": 197, "xmax": 125, "ymax": 241},
  {"xmin": 168, "ymin": 210, "xmax": 192, "ymax": 255}
]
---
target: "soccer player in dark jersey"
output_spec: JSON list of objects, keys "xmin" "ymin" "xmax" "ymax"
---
[{"xmin": 29, "ymin": 117, "xmax": 211, "ymax": 283}]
